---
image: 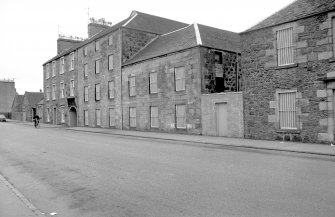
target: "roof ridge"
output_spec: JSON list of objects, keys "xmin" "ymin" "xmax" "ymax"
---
[
  {"xmin": 193, "ymin": 23, "xmax": 202, "ymax": 45},
  {"xmin": 161, "ymin": 24, "xmax": 192, "ymax": 36},
  {"xmin": 122, "ymin": 11, "xmax": 138, "ymax": 27}
]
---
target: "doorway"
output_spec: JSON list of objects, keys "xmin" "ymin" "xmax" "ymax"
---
[
  {"xmin": 69, "ymin": 107, "xmax": 77, "ymax": 127},
  {"xmin": 53, "ymin": 108, "xmax": 57, "ymax": 125},
  {"xmin": 216, "ymin": 103, "xmax": 228, "ymax": 136}
]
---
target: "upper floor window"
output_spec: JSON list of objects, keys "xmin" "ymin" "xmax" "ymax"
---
[
  {"xmin": 84, "ymin": 64, "xmax": 88, "ymax": 78},
  {"xmin": 332, "ymin": 17, "xmax": 335, "ymax": 58},
  {"xmin": 108, "ymin": 35, "xmax": 113, "ymax": 46},
  {"xmin": 60, "ymin": 57, "xmax": 65, "ymax": 74},
  {"xmin": 108, "ymin": 81, "xmax": 114, "ymax": 99},
  {"xmin": 46, "ymin": 64, "xmax": 50, "ymax": 79},
  {"xmin": 214, "ymin": 51, "xmax": 223, "ymax": 64},
  {"xmin": 84, "ymin": 46, "xmax": 88, "ymax": 56},
  {"xmin": 95, "ymin": 83, "xmax": 100, "ymax": 101},
  {"xmin": 52, "ymin": 61, "xmax": 56, "ymax": 77},
  {"xmin": 278, "ymin": 90, "xmax": 297, "ymax": 130},
  {"xmin": 149, "ymin": 72, "xmax": 158, "ymax": 94},
  {"xmin": 60, "ymin": 82, "xmax": 64, "ymax": 98},
  {"xmin": 95, "ymin": 59, "xmax": 101, "ymax": 74},
  {"xmin": 276, "ymin": 27, "xmax": 294, "ymax": 66},
  {"xmin": 70, "ymin": 79, "xmax": 75, "ymax": 96},
  {"xmin": 46, "ymin": 86, "xmax": 50, "ymax": 101},
  {"xmin": 175, "ymin": 66, "xmax": 185, "ymax": 91},
  {"xmin": 108, "ymin": 54, "xmax": 114, "ymax": 70},
  {"xmin": 52, "ymin": 84, "xmax": 56, "ymax": 100},
  {"xmin": 84, "ymin": 86, "xmax": 89, "ymax": 102},
  {"xmin": 70, "ymin": 52, "xmax": 74, "ymax": 70},
  {"xmin": 95, "ymin": 40, "xmax": 100, "ymax": 51},
  {"xmin": 129, "ymin": 76, "xmax": 136, "ymax": 96}
]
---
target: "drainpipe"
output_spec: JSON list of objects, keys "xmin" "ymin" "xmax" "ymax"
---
[{"xmin": 120, "ymin": 27, "xmax": 123, "ymax": 130}]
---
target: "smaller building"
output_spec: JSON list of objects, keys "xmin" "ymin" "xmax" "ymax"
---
[
  {"xmin": 11, "ymin": 94, "xmax": 24, "ymax": 121},
  {"xmin": 0, "ymin": 79, "xmax": 16, "ymax": 118},
  {"xmin": 22, "ymin": 92, "xmax": 44, "ymax": 122}
]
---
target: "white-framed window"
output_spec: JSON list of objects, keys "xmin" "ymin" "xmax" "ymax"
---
[
  {"xmin": 46, "ymin": 86, "xmax": 50, "ymax": 101},
  {"xmin": 175, "ymin": 66, "xmax": 185, "ymax": 91},
  {"xmin": 52, "ymin": 84, "xmax": 56, "ymax": 100},
  {"xmin": 95, "ymin": 40, "xmax": 99, "ymax": 51},
  {"xmin": 129, "ymin": 107, "xmax": 136, "ymax": 127},
  {"xmin": 129, "ymin": 76, "xmax": 136, "ymax": 96},
  {"xmin": 96, "ymin": 109, "xmax": 101, "ymax": 126},
  {"xmin": 278, "ymin": 90, "xmax": 297, "ymax": 129},
  {"xmin": 84, "ymin": 86, "xmax": 88, "ymax": 102},
  {"xmin": 60, "ymin": 82, "xmax": 64, "ymax": 98},
  {"xmin": 60, "ymin": 57, "xmax": 65, "ymax": 74},
  {"xmin": 276, "ymin": 27, "xmax": 294, "ymax": 66},
  {"xmin": 84, "ymin": 64, "xmax": 88, "ymax": 78},
  {"xmin": 52, "ymin": 61, "xmax": 56, "ymax": 77},
  {"xmin": 149, "ymin": 72, "xmax": 158, "ymax": 94},
  {"xmin": 70, "ymin": 52, "xmax": 74, "ymax": 70},
  {"xmin": 95, "ymin": 59, "xmax": 100, "ymax": 74},
  {"xmin": 84, "ymin": 110, "xmax": 89, "ymax": 126},
  {"xmin": 70, "ymin": 79, "xmax": 75, "ymax": 96},
  {"xmin": 46, "ymin": 108, "xmax": 50, "ymax": 122},
  {"xmin": 84, "ymin": 46, "xmax": 88, "ymax": 56},
  {"xmin": 176, "ymin": 104, "xmax": 186, "ymax": 129},
  {"xmin": 46, "ymin": 64, "xmax": 50, "ymax": 79},
  {"xmin": 95, "ymin": 83, "xmax": 100, "ymax": 101},
  {"xmin": 108, "ymin": 54, "xmax": 113, "ymax": 70},
  {"xmin": 61, "ymin": 106, "xmax": 65, "ymax": 123},
  {"xmin": 108, "ymin": 81, "xmax": 114, "ymax": 99},
  {"xmin": 150, "ymin": 106, "xmax": 159, "ymax": 128},
  {"xmin": 108, "ymin": 35, "xmax": 113, "ymax": 46},
  {"xmin": 109, "ymin": 108, "xmax": 115, "ymax": 127}
]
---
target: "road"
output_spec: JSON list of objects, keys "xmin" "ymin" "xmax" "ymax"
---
[{"xmin": 0, "ymin": 122, "xmax": 334, "ymax": 217}]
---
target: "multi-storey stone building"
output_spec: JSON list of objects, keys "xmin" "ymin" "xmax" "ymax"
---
[
  {"xmin": 241, "ymin": 0, "xmax": 335, "ymax": 143},
  {"xmin": 0, "ymin": 79, "xmax": 16, "ymax": 118},
  {"xmin": 43, "ymin": 11, "xmax": 243, "ymax": 137}
]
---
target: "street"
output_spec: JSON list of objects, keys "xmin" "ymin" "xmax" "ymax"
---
[{"xmin": 0, "ymin": 122, "xmax": 334, "ymax": 217}]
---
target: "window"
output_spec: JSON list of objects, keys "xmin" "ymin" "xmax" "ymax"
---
[
  {"xmin": 129, "ymin": 76, "xmax": 136, "ymax": 96},
  {"xmin": 278, "ymin": 91, "xmax": 297, "ymax": 129},
  {"xmin": 52, "ymin": 61, "xmax": 56, "ymax": 77},
  {"xmin": 84, "ymin": 86, "xmax": 88, "ymax": 102},
  {"xmin": 60, "ymin": 82, "xmax": 64, "ymax": 98},
  {"xmin": 129, "ymin": 107, "xmax": 136, "ymax": 127},
  {"xmin": 149, "ymin": 72, "xmax": 158, "ymax": 94},
  {"xmin": 175, "ymin": 66, "xmax": 185, "ymax": 91},
  {"xmin": 46, "ymin": 86, "xmax": 50, "ymax": 101},
  {"xmin": 95, "ymin": 59, "xmax": 101, "ymax": 74},
  {"xmin": 276, "ymin": 27, "xmax": 294, "ymax": 66},
  {"xmin": 95, "ymin": 83, "xmax": 100, "ymax": 101},
  {"xmin": 60, "ymin": 57, "xmax": 65, "ymax": 74},
  {"xmin": 96, "ymin": 109, "xmax": 101, "ymax": 126},
  {"xmin": 70, "ymin": 52, "xmax": 74, "ymax": 70},
  {"xmin": 108, "ymin": 81, "xmax": 114, "ymax": 99},
  {"xmin": 84, "ymin": 64, "xmax": 88, "ymax": 78},
  {"xmin": 84, "ymin": 46, "xmax": 88, "ymax": 56},
  {"xmin": 332, "ymin": 17, "xmax": 335, "ymax": 57},
  {"xmin": 214, "ymin": 51, "xmax": 223, "ymax": 64},
  {"xmin": 46, "ymin": 64, "xmax": 50, "ymax": 79},
  {"xmin": 150, "ymin": 106, "xmax": 159, "ymax": 128},
  {"xmin": 70, "ymin": 79, "xmax": 75, "ymax": 96},
  {"xmin": 84, "ymin": 110, "xmax": 89, "ymax": 126},
  {"xmin": 46, "ymin": 108, "xmax": 50, "ymax": 122},
  {"xmin": 108, "ymin": 35, "xmax": 113, "ymax": 46},
  {"xmin": 52, "ymin": 84, "xmax": 56, "ymax": 100},
  {"xmin": 109, "ymin": 108, "xmax": 115, "ymax": 127},
  {"xmin": 108, "ymin": 54, "xmax": 114, "ymax": 70},
  {"xmin": 176, "ymin": 104, "xmax": 186, "ymax": 129},
  {"xmin": 95, "ymin": 40, "xmax": 100, "ymax": 51},
  {"xmin": 61, "ymin": 107, "xmax": 65, "ymax": 123}
]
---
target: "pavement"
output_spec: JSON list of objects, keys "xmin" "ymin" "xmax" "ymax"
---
[{"xmin": 2, "ymin": 119, "xmax": 335, "ymax": 216}]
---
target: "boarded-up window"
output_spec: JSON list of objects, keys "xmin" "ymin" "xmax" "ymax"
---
[
  {"xmin": 109, "ymin": 108, "xmax": 115, "ymax": 127},
  {"xmin": 108, "ymin": 55, "xmax": 113, "ymax": 70},
  {"xmin": 52, "ymin": 84, "xmax": 56, "ymax": 100},
  {"xmin": 95, "ymin": 84, "xmax": 100, "ymax": 101},
  {"xmin": 70, "ymin": 79, "xmax": 75, "ymax": 96},
  {"xmin": 84, "ymin": 46, "xmax": 88, "ymax": 56},
  {"xmin": 60, "ymin": 82, "xmax": 64, "ymax": 98},
  {"xmin": 52, "ymin": 61, "xmax": 56, "ymax": 77},
  {"xmin": 95, "ymin": 40, "xmax": 100, "ymax": 51},
  {"xmin": 150, "ymin": 106, "xmax": 159, "ymax": 128},
  {"xmin": 84, "ymin": 110, "xmax": 88, "ymax": 126},
  {"xmin": 279, "ymin": 91, "xmax": 297, "ymax": 129},
  {"xmin": 149, "ymin": 72, "xmax": 158, "ymax": 94},
  {"xmin": 96, "ymin": 109, "xmax": 101, "ymax": 126},
  {"xmin": 108, "ymin": 81, "xmax": 114, "ymax": 99},
  {"xmin": 108, "ymin": 35, "xmax": 113, "ymax": 46},
  {"xmin": 175, "ymin": 67, "xmax": 185, "ymax": 91},
  {"xmin": 95, "ymin": 59, "xmax": 101, "ymax": 74},
  {"xmin": 46, "ymin": 64, "xmax": 50, "ymax": 79},
  {"xmin": 277, "ymin": 27, "xmax": 294, "ymax": 66},
  {"xmin": 129, "ymin": 76, "xmax": 136, "ymax": 96},
  {"xmin": 129, "ymin": 107, "xmax": 136, "ymax": 127},
  {"xmin": 84, "ymin": 64, "xmax": 88, "ymax": 78},
  {"xmin": 84, "ymin": 86, "xmax": 88, "ymax": 102},
  {"xmin": 176, "ymin": 104, "xmax": 186, "ymax": 128},
  {"xmin": 60, "ymin": 57, "xmax": 65, "ymax": 74},
  {"xmin": 70, "ymin": 52, "xmax": 74, "ymax": 70}
]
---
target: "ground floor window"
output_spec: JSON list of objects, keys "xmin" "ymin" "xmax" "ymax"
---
[
  {"xmin": 84, "ymin": 110, "xmax": 88, "ymax": 126},
  {"xmin": 175, "ymin": 104, "xmax": 186, "ymax": 129},
  {"xmin": 46, "ymin": 108, "xmax": 50, "ymax": 122},
  {"xmin": 278, "ymin": 91, "xmax": 297, "ymax": 129},
  {"xmin": 150, "ymin": 106, "xmax": 159, "ymax": 128},
  {"xmin": 96, "ymin": 109, "xmax": 101, "ymax": 126},
  {"xmin": 61, "ymin": 107, "xmax": 65, "ymax": 123},
  {"xmin": 129, "ymin": 107, "xmax": 136, "ymax": 128},
  {"xmin": 109, "ymin": 108, "xmax": 115, "ymax": 127}
]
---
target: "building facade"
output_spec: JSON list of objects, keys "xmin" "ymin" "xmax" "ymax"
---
[
  {"xmin": 0, "ymin": 79, "xmax": 16, "ymax": 118},
  {"xmin": 241, "ymin": 0, "xmax": 335, "ymax": 143}
]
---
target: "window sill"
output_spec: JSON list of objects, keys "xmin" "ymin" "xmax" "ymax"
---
[
  {"xmin": 275, "ymin": 63, "xmax": 298, "ymax": 70},
  {"xmin": 276, "ymin": 129, "xmax": 300, "ymax": 134},
  {"xmin": 329, "ymin": 58, "xmax": 335, "ymax": 63}
]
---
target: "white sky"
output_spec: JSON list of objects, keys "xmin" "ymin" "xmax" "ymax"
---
[{"xmin": 0, "ymin": 0, "xmax": 294, "ymax": 95}]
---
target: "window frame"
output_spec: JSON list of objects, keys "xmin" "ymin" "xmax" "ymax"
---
[
  {"xmin": 60, "ymin": 57, "xmax": 65, "ymax": 74},
  {"xmin": 60, "ymin": 106, "xmax": 65, "ymax": 123},
  {"xmin": 70, "ymin": 79, "xmax": 75, "ymax": 97},
  {"xmin": 109, "ymin": 108, "xmax": 115, "ymax": 127},
  {"xmin": 129, "ymin": 107, "xmax": 136, "ymax": 128},
  {"xmin": 84, "ymin": 86, "xmax": 89, "ymax": 102},
  {"xmin": 175, "ymin": 104, "xmax": 186, "ymax": 129},
  {"xmin": 174, "ymin": 66, "xmax": 186, "ymax": 91},
  {"xmin": 108, "ymin": 80, "xmax": 115, "ymax": 99},
  {"xmin": 95, "ymin": 40, "xmax": 100, "ymax": 51},
  {"xmin": 95, "ymin": 59, "xmax": 101, "ymax": 74},
  {"xmin": 52, "ymin": 61, "xmax": 56, "ymax": 77},
  {"xmin": 52, "ymin": 84, "xmax": 56, "ymax": 100},
  {"xmin": 46, "ymin": 86, "xmax": 50, "ymax": 101},
  {"xmin": 96, "ymin": 109, "xmax": 101, "ymax": 126},
  {"xmin": 108, "ymin": 35, "xmax": 113, "ymax": 46},
  {"xmin": 150, "ymin": 106, "xmax": 159, "ymax": 128},
  {"xmin": 70, "ymin": 52, "xmax": 75, "ymax": 70},
  {"xmin": 108, "ymin": 54, "xmax": 114, "ymax": 70},
  {"xmin": 84, "ymin": 110, "xmax": 89, "ymax": 126},
  {"xmin": 60, "ymin": 82, "xmax": 64, "ymax": 98},
  {"xmin": 84, "ymin": 46, "xmax": 88, "ymax": 56},
  {"xmin": 277, "ymin": 90, "xmax": 297, "ymax": 130},
  {"xmin": 129, "ymin": 76, "xmax": 136, "ymax": 96},
  {"xmin": 149, "ymin": 72, "xmax": 158, "ymax": 94},
  {"xmin": 276, "ymin": 27, "xmax": 294, "ymax": 66},
  {"xmin": 95, "ymin": 83, "xmax": 101, "ymax": 101},
  {"xmin": 46, "ymin": 64, "xmax": 50, "ymax": 79}
]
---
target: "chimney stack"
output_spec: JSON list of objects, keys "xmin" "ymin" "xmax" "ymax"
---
[{"xmin": 88, "ymin": 17, "xmax": 112, "ymax": 38}]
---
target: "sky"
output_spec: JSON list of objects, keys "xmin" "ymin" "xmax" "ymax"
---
[{"xmin": 0, "ymin": 0, "xmax": 295, "ymax": 95}]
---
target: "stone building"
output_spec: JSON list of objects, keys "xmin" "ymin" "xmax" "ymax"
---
[
  {"xmin": 43, "ymin": 11, "xmax": 244, "ymax": 137},
  {"xmin": 11, "ymin": 94, "xmax": 24, "ymax": 121},
  {"xmin": 0, "ymin": 79, "xmax": 16, "ymax": 118},
  {"xmin": 22, "ymin": 92, "xmax": 44, "ymax": 122},
  {"xmin": 240, "ymin": 0, "xmax": 335, "ymax": 143}
]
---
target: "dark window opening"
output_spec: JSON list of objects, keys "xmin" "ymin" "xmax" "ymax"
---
[
  {"xmin": 214, "ymin": 51, "xmax": 222, "ymax": 64},
  {"xmin": 215, "ymin": 77, "xmax": 225, "ymax": 92}
]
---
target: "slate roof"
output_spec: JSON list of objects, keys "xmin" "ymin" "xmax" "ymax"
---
[
  {"xmin": 44, "ymin": 11, "xmax": 188, "ymax": 65},
  {"xmin": 245, "ymin": 0, "xmax": 335, "ymax": 32},
  {"xmin": 124, "ymin": 24, "xmax": 240, "ymax": 66},
  {"xmin": 11, "ymin": 95, "xmax": 24, "ymax": 111},
  {"xmin": 24, "ymin": 92, "xmax": 44, "ymax": 107}
]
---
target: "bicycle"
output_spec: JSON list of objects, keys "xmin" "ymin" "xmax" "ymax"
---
[{"xmin": 34, "ymin": 119, "xmax": 40, "ymax": 128}]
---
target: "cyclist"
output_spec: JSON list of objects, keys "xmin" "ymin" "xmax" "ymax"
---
[{"xmin": 33, "ymin": 114, "xmax": 40, "ymax": 128}]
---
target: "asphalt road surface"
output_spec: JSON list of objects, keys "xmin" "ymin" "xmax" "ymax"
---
[{"xmin": 0, "ymin": 122, "xmax": 334, "ymax": 217}]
